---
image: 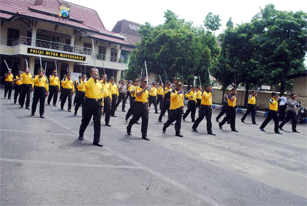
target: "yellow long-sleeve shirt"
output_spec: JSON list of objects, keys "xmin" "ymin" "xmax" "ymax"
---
[
  {"xmin": 196, "ymin": 90, "xmax": 202, "ymax": 100},
  {"xmin": 33, "ymin": 75, "xmax": 49, "ymax": 91},
  {"xmin": 110, "ymin": 82, "xmax": 119, "ymax": 96},
  {"xmin": 201, "ymin": 91, "xmax": 212, "ymax": 106},
  {"xmin": 170, "ymin": 90, "xmax": 184, "ymax": 110},
  {"xmin": 49, "ymin": 75, "xmax": 60, "ymax": 87},
  {"xmin": 15, "ymin": 76, "xmax": 22, "ymax": 86},
  {"xmin": 157, "ymin": 86, "xmax": 164, "ymax": 95},
  {"xmin": 20, "ymin": 72, "xmax": 33, "ymax": 86},
  {"xmin": 77, "ymin": 80, "xmax": 86, "ymax": 92},
  {"xmin": 135, "ymin": 86, "xmax": 149, "ymax": 103},
  {"xmin": 85, "ymin": 77, "xmax": 103, "ymax": 100},
  {"xmin": 129, "ymin": 85, "xmax": 136, "ymax": 97},
  {"xmin": 269, "ymin": 98, "xmax": 278, "ymax": 111},
  {"xmin": 62, "ymin": 79, "xmax": 75, "ymax": 92},
  {"xmin": 185, "ymin": 90, "xmax": 196, "ymax": 101},
  {"xmin": 228, "ymin": 94, "xmax": 237, "ymax": 107},
  {"xmin": 101, "ymin": 81, "xmax": 112, "ymax": 99},
  {"xmin": 149, "ymin": 87, "xmax": 157, "ymax": 97},
  {"xmin": 248, "ymin": 95, "xmax": 256, "ymax": 105},
  {"xmin": 5, "ymin": 73, "xmax": 13, "ymax": 82}
]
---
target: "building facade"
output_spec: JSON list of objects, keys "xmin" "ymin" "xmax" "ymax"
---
[{"xmin": 0, "ymin": 0, "xmax": 134, "ymax": 82}]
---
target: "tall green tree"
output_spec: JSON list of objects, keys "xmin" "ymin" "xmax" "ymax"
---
[{"xmin": 204, "ymin": 12, "xmax": 222, "ymax": 32}]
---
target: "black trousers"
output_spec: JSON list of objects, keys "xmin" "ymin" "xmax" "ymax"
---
[
  {"xmin": 220, "ymin": 106, "xmax": 236, "ymax": 131},
  {"xmin": 104, "ymin": 96, "xmax": 111, "ymax": 124},
  {"xmin": 74, "ymin": 91, "xmax": 85, "ymax": 115},
  {"xmin": 279, "ymin": 105, "xmax": 286, "ymax": 121},
  {"xmin": 192, "ymin": 105, "xmax": 212, "ymax": 133},
  {"xmin": 148, "ymin": 95, "xmax": 158, "ymax": 113},
  {"xmin": 61, "ymin": 89, "xmax": 72, "ymax": 110},
  {"xmin": 19, "ymin": 84, "xmax": 32, "ymax": 108},
  {"xmin": 196, "ymin": 99, "xmax": 201, "ymax": 108},
  {"xmin": 260, "ymin": 110, "xmax": 279, "ymax": 133},
  {"xmin": 111, "ymin": 94, "xmax": 117, "ymax": 115},
  {"xmin": 127, "ymin": 102, "xmax": 149, "ymax": 137},
  {"xmin": 241, "ymin": 104, "xmax": 256, "ymax": 124},
  {"xmin": 126, "ymin": 91, "xmax": 130, "ymax": 101},
  {"xmin": 79, "ymin": 98, "xmax": 102, "ymax": 143},
  {"xmin": 216, "ymin": 102, "xmax": 228, "ymax": 120},
  {"xmin": 157, "ymin": 95, "xmax": 163, "ymax": 110},
  {"xmin": 279, "ymin": 111, "xmax": 297, "ymax": 132},
  {"xmin": 183, "ymin": 100, "xmax": 196, "ymax": 121},
  {"xmin": 163, "ymin": 108, "xmax": 183, "ymax": 134},
  {"xmin": 126, "ymin": 97, "xmax": 135, "ymax": 120},
  {"xmin": 32, "ymin": 87, "xmax": 46, "ymax": 116},
  {"xmin": 48, "ymin": 85, "xmax": 59, "ymax": 106},
  {"xmin": 158, "ymin": 100, "xmax": 170, "ymax": 121},
  {"xmin": 116, "ymin": 93, "xmax": 126, "ymax": 111},
  {"xmin": 4, "ymin": 81, "xmax": 12, "ymax": 99},
  {"xmin": 14, "ymin": 85, "xmax": 21, "ymax": 104}
]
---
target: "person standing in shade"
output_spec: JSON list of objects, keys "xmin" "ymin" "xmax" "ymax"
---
[
  {"xmin": 48, "ymin": 70, "xmax": 60, "ymax": 106},
  {"xmin": 183, "ymin": 85, "xmax": 197, "ymax": 122},
  {"xmin": 279, "ymin": 94, "xmax": 287, "ymax": 121},
  {"xmin": 163, "ymin": 81, "xmax": 185, "ymax": 137},
  {"xmin": 192, "ymin": 84, "xmax": 215, "ymax": 135},
  {"xmin": 13, "ymin": 71, "xmax": 23, "ymax": 104},
  {"xmin": 219, "ymin": 88, "xmax": 239, "ymax": 132},
  {"xmin": 61, "ymin": 73, "xmax": 74, "ymax": 112},
  {"xmin": 116, "ymin": 79, "xmax": 127, "ymax": 112},
  {"xmin": 78, "ymin": 68, "xmax": 104, "ymax": 147},
  {"xmin": 101, "ymin": 74, "xmax": 112, "ymax": 127},
  {"xmin": 31, "ymin": 69, "xmax": 49, "ymax": 118},
  {"xmin": 4, "ymin": 69, "xmax": 13, "ymax": 99},
  {"xmin": 196, "ymin": 85, "xmax": 202, "ymax": 109},
  {"xmin": 149, "ymin": 82, "xmax": 159, "ymax": 113},
  {"xmin": 19, "ymin": 67, "xmax": 33, "ymax": 109},
  {"xmin": 158, "ymin": 81, "xmax": 171, "ymax": 122},
  {"xmin": 216, "ymin": 89, "xmax": 230, "ymax": 122},
  {"xmin": 125, "ymin": 78, "xmax": 139, "ymax": 121},
  {"xmin": 109, "ymin": 77, "xmax": 119, "ymax": 117},
  {"xmin": 74, "ymin": 74, "xmax": 86, "ymax": 116},
  {"xmin": 279, "ymin": 94, "xmax": 300, "ymax": 133},
  {"xmin": 126, "ymin": 77, "xmax": 150, "ymax": 141},
  {"xmin": 260, "ymin": 93, "xmax": 281, "ymax": 134},
  {"xmin": 241, "ymin": 91, "xmax": 258, "ymax": 124},
  {"xmin": 157, "ymin": 83, "xmax": 164, "ymax": 110}
]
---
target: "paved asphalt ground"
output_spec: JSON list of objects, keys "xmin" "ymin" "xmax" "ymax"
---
[{"xmin": 1, "ymin": 88, "xmax": 306, "ymax": 205}]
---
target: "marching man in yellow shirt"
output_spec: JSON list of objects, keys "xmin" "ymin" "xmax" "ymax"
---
[
  {"xmin": 48, "ymin": 70, "xmax": 60, "ymax": 106},
  {"xmin": 13, "ymin": 71, "xmax": 23, "ymax": 104},
  {"xmin": 241, "ymin": 91, "xmax": 257, "ymax": 124},
  {"xmin": 79, "ymin": 68, "xmax": 104, "ymax": 147},
  {"xmin": 162, "ymin": 81, "xmax": 185, "ymax": 137},
  {"xmin": 260, "ymin": 93, "xmax": 281, "ymax": 134},
  {"xmin": 4, "ymin": 69, "xmax": 13, "ymax": 99},
  {"xmin": 192, "ymin": 84, "xmax": 215, "ymax": 135},
  {"xmin": 31, "ymin": 69, "xmax": 49, "ymax": 118},
  {"xmin": 19, "ymin": 67, "xmax": 33, "ymax": 109},
  {"xmin": 61, "ymin": 72, "xmax": 75, "ymax": 112},
  {"xmin": 148, "ymin": 82, "xmax": 159, "ymax": 113},
  {"xmin": 183, "ymin": 85, "xmax": 197, "ymax": 122}
]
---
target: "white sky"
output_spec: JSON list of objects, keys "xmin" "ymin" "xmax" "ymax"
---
[{"xmin": 71, "ymin": 0, "xmax": 306, "ymax": 34}]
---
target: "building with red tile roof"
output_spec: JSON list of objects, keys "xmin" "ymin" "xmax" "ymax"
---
[{"xmin": 0, "ymin": 0, "xmax": 134, "ymax": 81}]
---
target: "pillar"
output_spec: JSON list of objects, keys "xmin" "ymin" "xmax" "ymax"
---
[
  {"xmin": 70, "ymin": 34, "xmax": 75, "ymax": 52},
  {"xmin": 68, "ymin": 62, "xmax": 74, "ymax": 73},
  {"xmin": 31, "ymin": 27, "xmax": 37, "ymax": 47},
  {"xmin": 116, "ymin": 69, "xmax": 121, "ymax": 82},
  {"xmin": 29, "ymin": 56, "xmax": 35, "ymax": 75}
]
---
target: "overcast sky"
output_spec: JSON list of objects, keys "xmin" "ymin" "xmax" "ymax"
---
[{"xmin": 71, "ymin": 0, "xmax": 306, "ymax": 34}]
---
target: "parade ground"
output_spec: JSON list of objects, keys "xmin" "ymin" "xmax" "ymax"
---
[{"xmin": 1, "ymin": 89, "xmax": 306, "ymax": 205}]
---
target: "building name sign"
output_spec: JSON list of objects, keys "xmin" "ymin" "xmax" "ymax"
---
[
  {"xmin": 27, "ymin": 48, "xmax": 86, "ymax": 61},
  {"xmin": 129, "ymin": 24, "xmax": 140, "ymax": 31}
]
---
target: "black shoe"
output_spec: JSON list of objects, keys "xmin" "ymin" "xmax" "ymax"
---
[
  {"xmin": 158, "ymin": 120, "xmax": 162, "ymax": 122},
  {"xmin": 216, "ymin": 118, "xmax": 219, "ymax": 122},
  {"xmin": 68, "ymin": 109, "xmax": 71, "ymax": 112},
  {"xmin": 162, "ymin": 127, "xmax": 166, "ymax": 133},
  {"xmin": 183, "ymin": 118, "xmax": 186, "ymax": 121},
  {"xmin": 208, "ymin": 132, "xmax": 216, "ymax": 136},
  {"xmin": 105, "ymin": 124, "xmax": 111, "ymax": 127},
  {"xmin": 78, "ymin": 136, "xmax": 84, "ymax": 140},
  {"xmin": 142, "ymin": 136, "xmax": 150, "ymax": 141},
  {"xmin": 127, "ymin": 127, "xmax": 131, "ymax": 135},
  {"xmin": 125, "ymin": 118, "xmax": 128, "ymax": 122},
  {"xmin": 252, "ymin": 123, "xmax": 258, "ymax": 125},
  {"xmin": 192, "ymin": 120, "xmax": 195, "ymax": 122},
  {"xmin": 175, "ymin": 133, "xmax": 183, "ymax": 137},
  {"xmin": 122, "ymin": 110, "xmax": 126, "ymax": 112},
  {"xmin": 26, "ymin": 107, "xmax": 30, "ymax": 110},
  {"xmin": 53, "ymin": 104, "xmax": 56, "ymax": 107},
  {"xmin": 111, "ymin": 115, "xmax": 116, "ymax": 117},
  {"xmin": 232, "ymin": 130, "xmax": 238, "ymax": 132},
  {"xmin": 241, "ymin": 119, "xmax": 244, "ymax": 123},
  {"xmin": 192, "ymin": 128, "xmax": 198, "ymax": 132},
  {"xmin": 219, "ymin": 123, "xmax": 222, "ymax": 129},
  {"xmin": 275, "ymin": 131, "xmax": 282, "ymax": 134},
  {"xmin": 93, "ymin": 142, "xmax": 103, "ymax": 147},
  {"xmin": 74, "ymin": 112, "xmax": 77, "ymax": 116},
  {"xmin": 155, "ymin": 111, "xmax": 159, "ymax": 114},
  {"xmin": 14, "ymin": 101, "xmax": 16, "ymax": 104},
  {"xmin": 40, "ymin": 115, "xmax": 45, "ymax": 118},
  {"xmin": 279, "ymin": 126, "xmax": 284, "ymax": 131},
  {"xmin": 8, "ymin": 98, "xmax": 11, "ymax": 100},
  {"xmin": 293, "ymin": 130, "xmax": 300, "ymax": 133},
  {"xmin": 31, "ymin": 113, "xmax": 35, "ymax": 116},
  {"xmin": 260, "ymin": 128, "xmax": 265, "ymax": 131},
  {"xmin": 61, "ymin": 108, "xmax": 63, "ymax": 110}
]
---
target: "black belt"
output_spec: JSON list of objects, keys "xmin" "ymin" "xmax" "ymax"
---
[
  {"xmin": 85, "ymin": 97, "xmax": 102, "ymax": 102},
  {"xmin": 135, "ymin": 101, "xmax": 148, "ymax": 105}
]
